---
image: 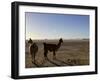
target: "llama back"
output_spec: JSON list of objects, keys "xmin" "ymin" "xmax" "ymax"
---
[{"xmin": 30, "ymin": 43, "xmax": 38, "ymax": 55}]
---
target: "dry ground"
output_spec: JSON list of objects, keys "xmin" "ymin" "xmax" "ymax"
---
[{"xmin": 25, "ymin": 39, "xmax": 89, "ymax": 68}]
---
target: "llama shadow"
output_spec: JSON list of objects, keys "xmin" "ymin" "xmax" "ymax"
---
[
  {"xmin": 54, "ymin": 58, "xmax": 69, "ymax": 65},
  {"xmin": 32, "ymin": 61, "xmax": 40, "ymax": 67},
  {"xmin": 46, "ymin": 57, "xmax": 61, "ymax": 66}
]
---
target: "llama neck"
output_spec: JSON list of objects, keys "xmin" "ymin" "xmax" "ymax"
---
[{"xmin": 57, "ymin": 41, "xmax": 62, "ymax": 49}]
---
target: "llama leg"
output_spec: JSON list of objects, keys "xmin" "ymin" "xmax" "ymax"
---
[
  {"xmin": 44, "ymin": 50, "xmax": 48, "ymax": 60},
  {"xmin": 31, "ymin": 54, "xmax": 36, "ymax": 64},
  {"xmin": 53, "ymin": 51, "xmax": 56, "ymax": 60},
  {"xmin": 31, "ymin": 54, "xmax": 34, "ymax": 64},
  {"xmin": 33, "ymin": 54, "xmax": 35, "ymax": 63}
]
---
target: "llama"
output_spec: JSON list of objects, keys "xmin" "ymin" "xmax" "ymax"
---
[
  {"xmin": 43, "ymin": 38, "xmax": 63, "ymax": 60},
  {"xmin": 28, "ymin": 38, "xmax": 38, "ymax": 63}
]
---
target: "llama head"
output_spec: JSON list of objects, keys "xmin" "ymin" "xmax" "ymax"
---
[
  {"xmin": 28, "ymin": 38, "xmax": 33, "ymax": 44},
  {"xmin": 59, "ymin": 38, "xmax": 63, "ymax": 43}
]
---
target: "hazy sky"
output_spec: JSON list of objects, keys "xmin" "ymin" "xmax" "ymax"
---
[{"xmin": 25, "ymin": 12, "xmax": 89, "ymax": 39}]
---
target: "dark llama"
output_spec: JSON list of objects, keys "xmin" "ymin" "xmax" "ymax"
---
[
  {"xmin": 43, "ymin": 38, "xmax": 63, "ymax": 60},
  {"xmin": 28, "ymin": 38, "xmax": 38, "ymax": 63}
]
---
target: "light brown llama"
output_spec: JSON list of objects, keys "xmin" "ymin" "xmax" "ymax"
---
[
  {"xmin": 43, "ymin": 38, "xmax": 63, "ymax": 60},
  {"xmin": 28, "ymin": 38, "xmax": 38, "ymax": 63}
]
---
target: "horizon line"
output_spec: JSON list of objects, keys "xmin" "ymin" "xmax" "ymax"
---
[{"xmin": 26, "ymin": 38, "xmax": 89, "ymax": 40}]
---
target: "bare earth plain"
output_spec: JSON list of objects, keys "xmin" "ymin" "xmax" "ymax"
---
[{"xmin": 25, "ymin": 39, "xmax": 89, "ymax": 68}]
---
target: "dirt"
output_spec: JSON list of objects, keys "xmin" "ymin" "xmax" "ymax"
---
[{"xmin": 25, "ymin": 39, "xmax": 89, "ymax": 68}]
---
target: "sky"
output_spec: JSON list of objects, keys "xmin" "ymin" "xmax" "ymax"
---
[{"xmin": 25, "ymin": 12, "xmax": 89, "ymax": 40}]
